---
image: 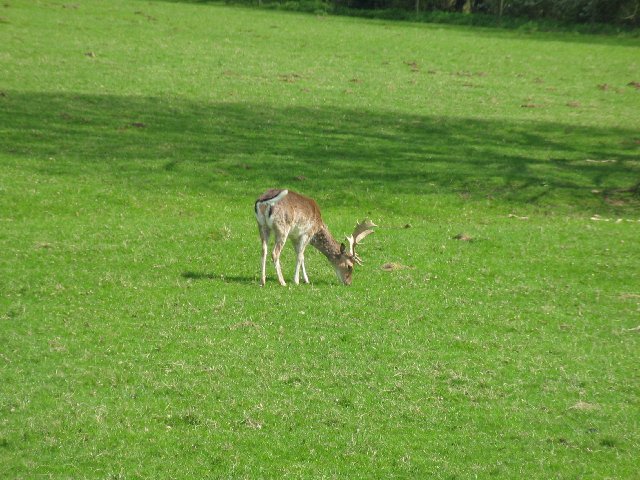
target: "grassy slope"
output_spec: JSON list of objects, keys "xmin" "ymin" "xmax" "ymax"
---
[{"xmin": 1, "ymin": 1, "xmax": 639, "ymax": 478}]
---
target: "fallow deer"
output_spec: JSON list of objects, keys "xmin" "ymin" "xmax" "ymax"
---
[{"xmin": 255, "ymin": 189, "xmax": 376, "ymax": 286}]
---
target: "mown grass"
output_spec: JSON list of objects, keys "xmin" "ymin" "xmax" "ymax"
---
[{"xmin": 1, "ymin": 0, "xmax": 639, "ymax": 478}]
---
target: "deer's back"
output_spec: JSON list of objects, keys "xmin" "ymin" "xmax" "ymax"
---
[{"xmin": 255, "ymin": 189, "xmax": 323, "ymax": 238}]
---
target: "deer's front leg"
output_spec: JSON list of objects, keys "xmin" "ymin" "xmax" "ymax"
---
[
  {"xmin": 301, "ymin": 261, "xmax": 309, "ymax": 284},
  {"xmin": 272, "ymin": 236, "xmax": 287, "ymax": 286},
  {"xmin": 293, "ymin": 236, "xmax": 310, "ymax": 285}
]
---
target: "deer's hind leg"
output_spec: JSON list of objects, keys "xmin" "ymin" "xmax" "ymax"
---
[
  {"xmin": 272, "ymin": 229, "xmax": 289, "ymax": 286},
  {"xmin": 258, "ymin": 226, "xmax": 270, "ymax": 286}
]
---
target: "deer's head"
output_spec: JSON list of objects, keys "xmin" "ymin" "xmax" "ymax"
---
[{"xmin": 335, "ymin": 219, "xmax": 377, "ymax": 285}]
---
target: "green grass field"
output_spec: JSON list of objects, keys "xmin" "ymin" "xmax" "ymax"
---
[{"xmin": 1, "ymin": 0, "xmax": 639, "ymax": 478}]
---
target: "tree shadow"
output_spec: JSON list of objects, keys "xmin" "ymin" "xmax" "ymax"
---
[
  {"xmin": 1, "ymin": 90, "xmax": 638, "ymax": 212},
  {"xmin": 182, "ymin": 271, "xmax": 256, "ymax": 284}
]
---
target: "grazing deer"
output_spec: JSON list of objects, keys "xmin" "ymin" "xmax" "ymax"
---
[{"xmin": 255, "ymin": 189, "xmax": 376, "ymax": 286}]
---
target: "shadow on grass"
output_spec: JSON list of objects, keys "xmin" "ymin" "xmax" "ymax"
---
[
  {"xmin": 1, "ymin": 91, "xmax": 638, "ymax": 211},
  {"xmin": 181, "ymin": 271, "xmax": 336, "ymax": 285},
  {"xmin": 182, "ymin": 271, "xmax": 255, "ymax": 283}
]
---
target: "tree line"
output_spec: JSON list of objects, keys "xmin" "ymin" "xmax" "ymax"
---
[
  {"xmin": 344, "ymin": 0, "xmax": 638, "ymax": 25},
  {"xmin": 248, "ymin": 0, "xmax": 640, "ymax": 26}
]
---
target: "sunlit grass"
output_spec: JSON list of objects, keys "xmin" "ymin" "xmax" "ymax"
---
[{"xmin": 0, "ymin": 1, "xmax": 639, "ymax": 478}]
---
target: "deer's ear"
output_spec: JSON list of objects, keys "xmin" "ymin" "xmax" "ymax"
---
[{"xmin": 340, "ymin": 243, "xmax": 346, "ymax": 254}]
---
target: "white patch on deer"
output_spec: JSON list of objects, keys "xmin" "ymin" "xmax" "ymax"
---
[{"xmin": 255, "ymin": 190, "xmax": 288, "ymax": 227}]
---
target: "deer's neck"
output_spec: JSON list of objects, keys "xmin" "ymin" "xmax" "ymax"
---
[{"xmin": 311, "ymin": 224, "xmax": 342, "ymax": 261}]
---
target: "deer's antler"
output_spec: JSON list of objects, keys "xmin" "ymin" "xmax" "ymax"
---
[{"xmin": 345, "ymin": 219, "xmax": 377, "ymax": 265}]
